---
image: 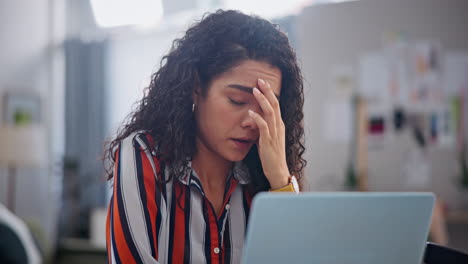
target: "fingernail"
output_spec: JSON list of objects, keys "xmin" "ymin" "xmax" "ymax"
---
[
  {"xmin": 258, "ymin": 78, "xmax": 265, "ymax": 85},
  {"xmin": 253, "ymin": 87, "xmax": 260, "ymax": 94},
  {"xmin": 248, "ymin": 109, "xmax": 254, "ymax": 115}
]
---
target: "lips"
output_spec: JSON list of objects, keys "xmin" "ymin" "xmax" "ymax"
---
[
  {"xmin": 231, "ymin": 138, "xmax": 254, "ymax": 149},
  {"xmin": 233, "ymin": 138, "xmax": 253, "ymax": 143}
]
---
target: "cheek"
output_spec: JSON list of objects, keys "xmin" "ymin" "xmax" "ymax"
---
[
  {"xmin": 198, "ymin": 99, "xmax": 233, "ymax": 128},
  {"xmin": 199, "ymin": 99, "xmax": 239, "ymax": 132},
  {"xmin": 213, "ymin": 101, "xmax": 242, "ymax": 127}
]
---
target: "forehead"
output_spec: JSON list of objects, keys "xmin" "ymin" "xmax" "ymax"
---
[{"xmin": 214, "ymin": 60, "xmax": 282, "ymax": 95}]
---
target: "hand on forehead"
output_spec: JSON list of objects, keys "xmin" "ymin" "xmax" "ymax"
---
[{"xmin": 218, "ymin": 60, "xmax": 282, "ymax": 97}]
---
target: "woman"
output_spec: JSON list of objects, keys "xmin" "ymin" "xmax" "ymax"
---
[{"xmin": 105, "ymin": 9, "xmax": 306, "ymax": 264}]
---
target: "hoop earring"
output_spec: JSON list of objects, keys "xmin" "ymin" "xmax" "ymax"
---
[{"xmin": 192, "ymin": 103, "xmax": 195, "ymax": 112}]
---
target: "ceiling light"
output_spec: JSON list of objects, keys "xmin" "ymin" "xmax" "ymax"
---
[{"xmin": 90, "ymin": 0, "xmax": 163, "ymax": 28}]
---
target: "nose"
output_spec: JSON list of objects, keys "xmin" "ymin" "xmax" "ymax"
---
[
  {"xmin": 240, "ymin": 105, "xmax": 261, "ymax": 131},
  {"xmin": 241, "ymin": 113, "xmax": 255, "ymax": 130}
]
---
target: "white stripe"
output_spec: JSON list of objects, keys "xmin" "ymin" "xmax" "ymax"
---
[
  {"xmin": 110, "ymin": 217, "xmax": 117, "ymax": 264},
  {"xmin": 229, "ymin": 187, "xmax": 246, "ymax": 264},
  {"xmin": 120, "ymin": 134, "xmax": 157, "ymax": 263},
  {"xmin": 186, "ymin": 191, "xmax": 192, "ymax": 263},
  {"xmin": 219, "ymin": 210, "xmax": 229, "ymax": 244},
  {"xmin": 135, "ymin": 136, "xmax": 159, "ymax": 177},
  {"xmin": 228, "ymin": 212, "xmax": 234, "ymax": 264},
  {"xmin": 189, "ymin": 189, "xmax": 207, "ymax": 264},
  {"xmin": 158, "ymin": 165, "xmax": 172, "ymax": 264},
  {"xmin": 136, "ymin": 134, "xmax": 170, "ymax": 261},
  {"xmin": 135, "ymin": 133, "xmax": 170, "ymax": 263}
]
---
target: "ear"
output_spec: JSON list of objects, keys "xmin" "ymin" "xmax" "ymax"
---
[{"xmin": 192, "ymin": 86, "xmax": 201, "ymax": 104}]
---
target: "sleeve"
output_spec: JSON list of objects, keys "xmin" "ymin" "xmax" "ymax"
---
[
  {"xmin": 269, "ymin": 176, "xmax": 300, "ymax": 193},
  {"xmin": 106, "ymin": 134, "xmax": 163, "ymax": 264},
  {"xmin": 269, "ymin": 183, "xmax": 297, "ymax": 192}
]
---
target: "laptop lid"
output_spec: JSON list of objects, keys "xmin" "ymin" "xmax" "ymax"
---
[{"xmin": 241, "ymin": 192, "xmax": 434, "ymax": 264}]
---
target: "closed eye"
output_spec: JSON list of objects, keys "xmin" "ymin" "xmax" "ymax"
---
[{"xmin": 229, "ymin": 98, "xmax": 246, "ymax": 106}]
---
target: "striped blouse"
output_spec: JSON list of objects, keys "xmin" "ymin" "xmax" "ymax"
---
[{"xmin": 106, "ymin": 132, "xmax": 256, "ymax": 264}]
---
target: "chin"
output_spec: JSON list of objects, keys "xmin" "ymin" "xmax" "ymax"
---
[
  {"xmin": 229, "ymin": 156, "xmax": 246, "ymax": 162},
  {"xmin": 224, "ymin": 150, "xmax": 250, "ymax": 162}
]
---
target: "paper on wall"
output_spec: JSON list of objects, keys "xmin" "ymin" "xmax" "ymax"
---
[
  {"xmin": 328, "ymin": 64, "xmax": 355, "ymax": 99},
  {"xmin": 436, "ymin": 104, "xmax": 456, "ymax": 148},
  {"xmin": 384, "ymin": 39, "xmax": 411, "ymax": 105},
  {"xmin": 403, "ymin": 148, "xmax": 431, "ymax": 189},
  {"xmin": 324, "ymin": 100, "xmax": 352, "ymax": 143},
  {"xmin": 411, "ymin": 42, "xmax": 443, "ymax": 107},
  {"xmin": 443, "ymin": 52, "xmax": 468, "ymax": 97},
  {"xmin": 443, "ymin": 52, "xmax": 468, "ymax": 145},
  {"xmin": 358, "ymin": 52, "xmax": 390, "ymax": 102}
]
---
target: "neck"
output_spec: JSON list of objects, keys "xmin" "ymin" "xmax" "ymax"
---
[{"xmin": 192, "ymin": 136, "xmax": 232, "ymax": 189}]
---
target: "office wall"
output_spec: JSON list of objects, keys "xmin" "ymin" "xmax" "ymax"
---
[
  {"xmin": 0, "ymin": 0, "xmax": 65, "ymax": 251},
  {"xmin": 106, "ymin": 30, "xmax": 178, "ymax": 137},
  {"xmin": 297, "ymin": 0, "xmax": 468, "ymax": 208}
]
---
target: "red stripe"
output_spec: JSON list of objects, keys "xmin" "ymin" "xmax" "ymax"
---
[
  {"xmin": 219, "ymin": 178, "xmax": 238, "ymax": 220},
  {"xmin": 106, "ymin": 205, "xmax": 111, "ymax": 260},
  {"xmin": 145, "ymin": 134, "xmax": 156, "ymax": 150},
  {"xmin": 172, "ymin": 182, "xmax": 186, "ymax": 263},
  {"xmin": 244, "ymin": 188, "xmax": 253, "ymax": 208},
  {"xmin": 141, "ymin": 151, "xmax": 159, "ymax": 260},
  {"xmin": 221, "ymin": 238, "xmax": 225, "ymax": 264},
  {"xmin": 219, "ymin": 178, "xmax": 239, "ymax": 263},
  {"xmin": 112, "ymin": 151, "xmax": 137, "ymax": 264},
  {"xmin": 206, "ymin": 199, "xmax": 220, "ymax": 264}
]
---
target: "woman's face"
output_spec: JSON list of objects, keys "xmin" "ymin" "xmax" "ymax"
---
[{"xmin": 194, "ymin": 59, "xmax": 282, "ymax": 162}]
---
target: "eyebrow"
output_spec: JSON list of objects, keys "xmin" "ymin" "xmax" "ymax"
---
[{"xmin": 227, "ymin": 84, "xmax": 280, "ymax": 100}]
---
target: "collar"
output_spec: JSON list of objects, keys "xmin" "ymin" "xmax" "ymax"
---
[{"xmin": 177, "ymin": 160, "xmax": 251, "ymax": 186}]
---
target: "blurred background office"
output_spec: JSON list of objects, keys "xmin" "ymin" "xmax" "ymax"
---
[{"xmin": 0, "ymin": 0, "xmax": 467, "ymax": 263}]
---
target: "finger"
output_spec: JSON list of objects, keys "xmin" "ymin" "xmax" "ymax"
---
[
  {"xmin": 252, "ymin": 87, "xmax": 276, "ymax": 137},
  {"xmin": 257, "ymin": 79, "xmax": 282, "ymax": 120},
  {"xmin": 248, "ymin": 109, "xmax": 271, "ymax": 140},
  {"xmin": 257, "ymin": 79, "xmax": 283, "ymax": 134}
]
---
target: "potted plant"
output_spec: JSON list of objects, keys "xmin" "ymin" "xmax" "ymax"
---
[{"xmin": 458, "ymin": 142, "xmax": 468, "ymax": 209}]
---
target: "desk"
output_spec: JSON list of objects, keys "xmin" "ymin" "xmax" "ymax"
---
[
  {"xmin": 447, "ymin": 211, "xmax": 468, "ymax": 224},
  {"xmin": 446, "ymin": 211, "xmax": 468, "ymax": 252},
  {"xmin": 55, "ymin": 238, "xmax": 106, "ymax": 264}
]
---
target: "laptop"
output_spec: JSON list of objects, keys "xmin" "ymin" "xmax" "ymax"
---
[{"xmin": 241, "ymin": 192, "xmax": 434, "ymax": 264}]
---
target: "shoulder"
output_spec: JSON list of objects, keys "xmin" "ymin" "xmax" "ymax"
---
[
  {"xmin": 120, "ymin": 130, "xmax": 156, "ymax": 152},
  {"xmin": 116, "ymin": 130, "xmax": 164, "ymax": 178},
  {"xmin": 116, "ymin": 130, "xmax": 160, "ymax": 160}
]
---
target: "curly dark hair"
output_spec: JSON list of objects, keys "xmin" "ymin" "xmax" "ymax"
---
[{"xmin": 104, "ymin": 9, "xmax": 306, "ymax": 194}]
